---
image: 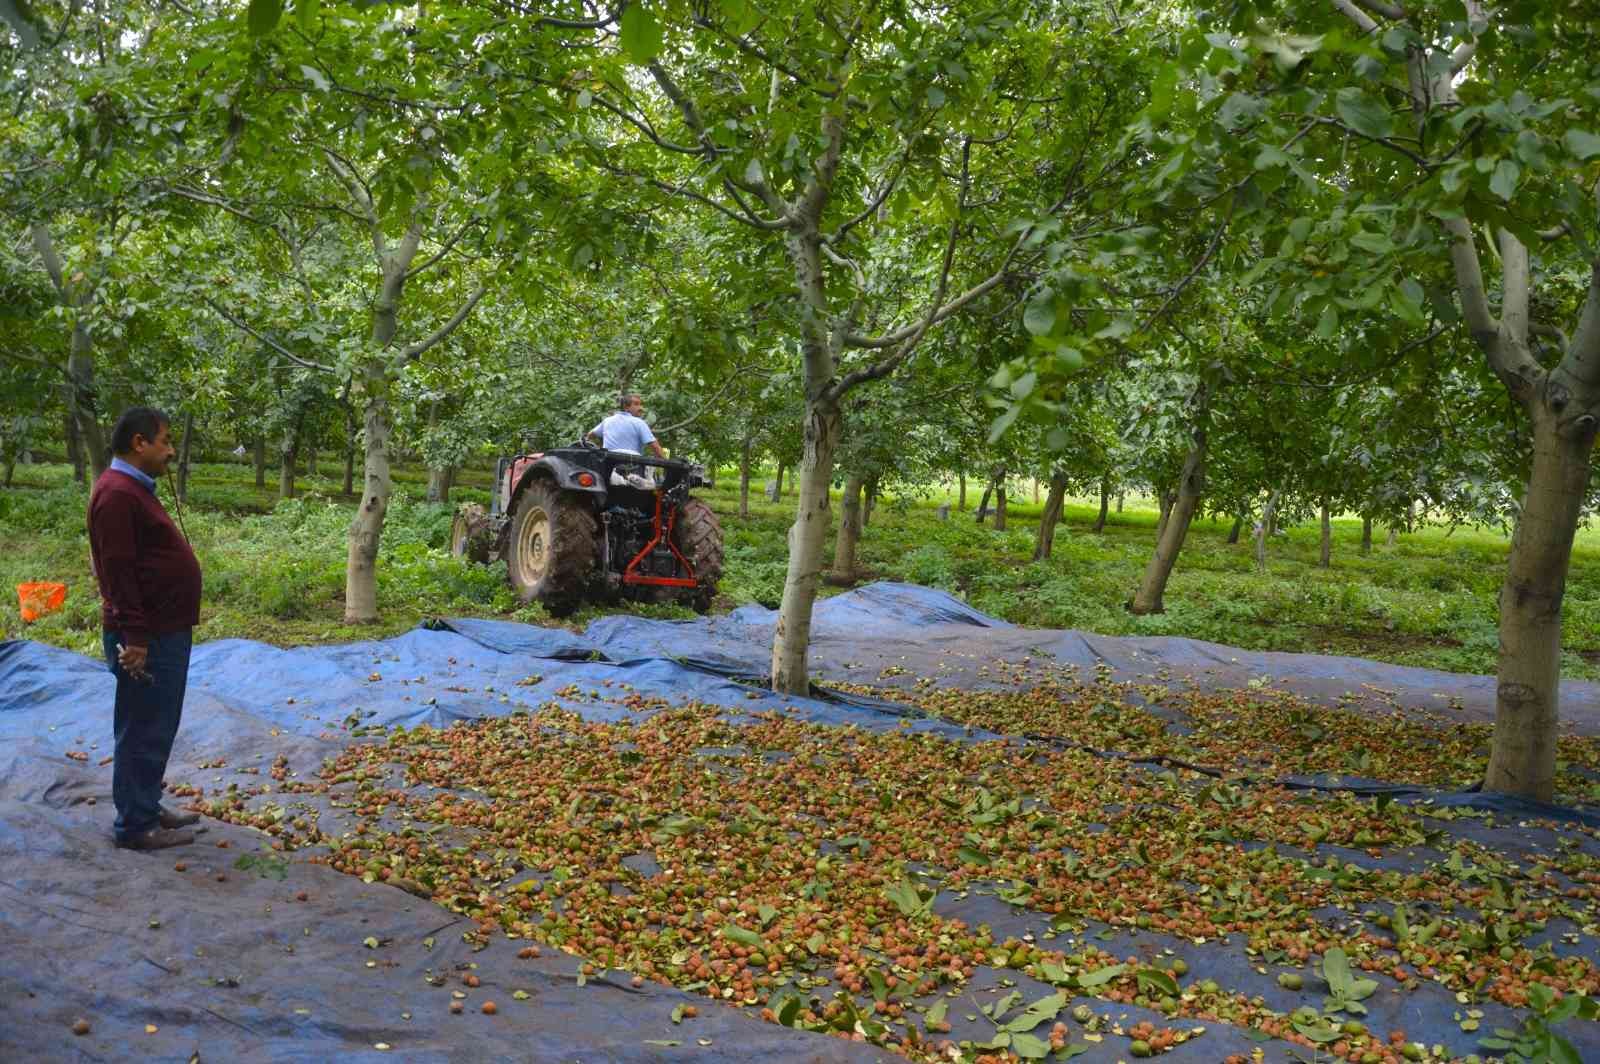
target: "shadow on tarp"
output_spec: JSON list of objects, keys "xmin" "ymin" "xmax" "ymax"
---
[{"xmin": 2, "ymin": 581, "xmax": 1597, "ymax": 1061}]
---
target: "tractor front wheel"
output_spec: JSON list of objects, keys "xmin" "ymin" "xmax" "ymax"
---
[
  {"xmin": 508, "ymin": 480, "xmax": 597, "ymax": 615},
  {"xmin": 448, "ymin": 503, "xmax": 491, "ymax": 564}
]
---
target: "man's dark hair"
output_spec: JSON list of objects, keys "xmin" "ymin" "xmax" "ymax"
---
[
  {"xmin": 111, "ymin": 407, "xmax": 170, "ymax": 455},
  {"xmin": 619, "ymin": 392, "xmax": 641, "ymax": 410}
]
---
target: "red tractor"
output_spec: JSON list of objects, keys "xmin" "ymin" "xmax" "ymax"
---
[{"xmin": 449, "ymin": 444, "xmax": 723, "ymax": 615}]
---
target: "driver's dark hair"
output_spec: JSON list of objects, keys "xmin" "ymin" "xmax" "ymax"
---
[
  {"xmin": 111, "ymin": 406, "xmax": 170, "ymax": 455},
  {"xmin": 619, "ymin": 392, "xmax": 641, "ymax": 410}
]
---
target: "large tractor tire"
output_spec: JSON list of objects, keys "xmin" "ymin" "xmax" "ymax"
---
[
  {"xmin": 672, "ymin": 497, "xmax": 724, "ymax": 613},
  {"xmin": 448, "ymin": 503, "xmax": 492, "ymax": 564},
  {"xmin": 507, "ymin": 479, "xmax": 597, "ymax": 615}
]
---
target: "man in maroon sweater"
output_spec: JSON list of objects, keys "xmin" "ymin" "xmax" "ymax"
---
[{"xmin": 88, "ymin": 407, "xmax": 205, "ymax": 850}]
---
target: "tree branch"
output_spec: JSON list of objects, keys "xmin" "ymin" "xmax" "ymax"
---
[
  {"xmin": 403, "ymin": 216, "xmax": 477, "ymax": 281},
  {"xmin": 200, "ymin": 296, "xmax": 337, "ymax": 375},
  {"xmin": 1444, "ymin": 215, "xmax": 1497, "ymax": 340},
  {"xmin": 399, "ymin": 283, "xmax": 489, "ymax": 362},
  {"xmin": 1498, "ymin": 228, "xmax": 1530, "ymax": 347},
  {"xmin": 1330, "ymin": 0, "xmax": 1380, "ymax": 35},
  {"xmin": 654, "ymin": 366, "xmax": 753, "ymax": 434},
  {"xmin": 829, "ymin": 140, "xmax": 970, "ymax": 397},
  {"xmin": 829, "ymin": 152, "xmax": 909, "ymax": 245},
  {"xmin": 1560, "ymin": 262, "xmax": 1600, "ymax": 388},
  {"xmin": 589, "ymin": 156, "xmax": 790, "ymax": 230},
  {"xmin": 1138, "ymin": 197, "xmax": 1235, "ymax": 336},
  {"xmin": 28, "ymin": 223, "xmax": 65, "ymax": 295},
  {"xmin": 1353, "ymin": 0, "xmax": 1408, "ymax": 20}
]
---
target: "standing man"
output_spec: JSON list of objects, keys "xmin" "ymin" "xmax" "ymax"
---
[{"xmin": 88, "ymin": 407, "xmax": 204, "ymax": 850}]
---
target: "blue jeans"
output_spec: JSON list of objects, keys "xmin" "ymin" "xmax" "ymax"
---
[{"xmin": 103, "ymin": 629, "xmax": 192, "ymax": 841}]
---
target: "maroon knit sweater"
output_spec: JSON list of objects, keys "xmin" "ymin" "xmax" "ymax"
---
[{"xmin": 87, "ymin": 469, "xmax": 202, "ymax": 647}]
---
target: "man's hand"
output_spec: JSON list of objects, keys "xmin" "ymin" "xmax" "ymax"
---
[{"xmin": 118, "ymin": 643, "xmax": 151, "ymax": 682}]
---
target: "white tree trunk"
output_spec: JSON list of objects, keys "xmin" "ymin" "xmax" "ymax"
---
[
  {"xmin": 1319, "ymin": 501, "xmax": 1331, "ymax": 568},
  {"xmin": 344, "ymin": 364, "xmax": 391, "ymax": 623},
  {"xmin": 831, "ymin": 472, "xmax": 864, "ymax": 582},
  {"xmin": 1132, "ymin": 435, "xmax": 1207, "ymax": 615},
  {"xmin": 770, "ymin": 402, "xmax": 840, "ymax": 694},
  {"xmin": 1255, "ymin": 490, "xmax": 1281, "ymax": 572},
  {"xmin": 1486, "ymin": 412, "xmax": 1592, "ymax": 801}
]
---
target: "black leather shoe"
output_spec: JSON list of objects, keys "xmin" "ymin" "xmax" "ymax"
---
[
  {"xmin": 159, "ymin": 807, "xmax": 202, "ymax": 829},
  {"xmin": 116, "ymin": 827, "xmax": 195, "ymax": 850}
]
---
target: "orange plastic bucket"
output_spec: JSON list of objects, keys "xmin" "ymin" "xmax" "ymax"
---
[{"xmin": 17, "ymin": 582, "xmax": 66, "ymax": 623}]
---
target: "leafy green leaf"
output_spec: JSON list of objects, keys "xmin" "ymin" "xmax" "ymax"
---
[
  {"xmin": 246, "ymin": 0, "xmax": 284, "ymax": 36},
  {"xmin": 1490, "ymin": 159, "xmax": 1522, "ymax": 201},
  {"xmin": 1023, "ymin": 300, "xmax": 1056, "ymax": 337},
  {"xmin": 294, "ymin": 0, "xmax": 319, "ymax": 31},
  {"xmin": 1315, "ymin": 303, "xmax": 1338, "ymax": 339},
  {"xmin": 1004, "ymin": 992, "xmax": 1066, "ymax": 1033},
  {"xmin": 1010, "ymin": 1031, "xmax": 1051, "ymax": 1058},
  {"xmin": 1136, "ymin": 967, "xmax": 1179, "ymax": 998},
  {"xmin": 619, "ymin": 4, "xmax": 666, "ymax": 64},
  {"xmin": 1075, "ymin": 963, "xmax": 1127, "ymax": 989},
  {"xmin": 234, "ymin": 852, "xmax": 288, "ymax": 879},
  {"xmin": 1564, "ymin": 129, "xmax": 1600, "ymax": 160},
  {"xmin": 1334, "ymin": 88, "xmax": 1394, "ymax": 140},
  {"xmin": 885, "ymin": 879, "xmax": 933, "ymax": 918},
  {"xmin": 721, "ymin": 925, "xmax": 767, "ymax": 950}
]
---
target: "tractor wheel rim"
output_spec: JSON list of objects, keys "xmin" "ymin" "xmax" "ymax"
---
[{"xmin": 518, "ymin": 506, "xmax": 551, "ymax": 584}]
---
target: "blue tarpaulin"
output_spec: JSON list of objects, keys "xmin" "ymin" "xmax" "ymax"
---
[{"xmin": 2, "ymin": 582, "xmax": 1596, "ymax": 1061}]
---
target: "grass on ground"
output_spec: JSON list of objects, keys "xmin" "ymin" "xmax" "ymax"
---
[{"xmin": 3, "ymin": 459, "xmax": 1598, "ymax": 681}]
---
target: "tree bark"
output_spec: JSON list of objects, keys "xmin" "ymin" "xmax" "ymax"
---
[
  {"xmin": 831, "ymin": 473, "xmax": 865, "ymax": 582},
  {"xmin": 344, "ymin": 363, "xmax": 392, "ymax": 623},
  {"xmin": 306, "ymin": 442, "xmax": 318, "ymax": 477},
  {"xmin": 1033, "ymin": 470, "xmax": 1070, "ymax": 560},
  {"xmin": 994, "ymin": 481, "xmax": 1007, "ymax": 531},
  {"xmin": 1092, "ymin": 476, "xmax": 1110, "ymax": 534},
  {"xmin": 426, "ymin": 466, "xmax": 451, "ymax": 503},
  {"xmin": 1484, "ymin": 411, "xmax": 1593, "ymax": 801},
  {"xmin": 739, "ymin": 433, "xmax": 753, "ymax": 519},
  {"xmin": 343, "ymin": 403, "xmax": 357, "ymax": 497},
  {"xmin": 1319, "ymin": 501, "xmax": 1332, "ymax": 568},
  {"xmin": 1130, "ymin": 417, "xmax": 1208, "ymax": 615},
  {"xmin": 862, "ymin": 475, "xmax": 879, "ymax": 529},
  {"xmin": 1032, "ymin": 478, "xmax": 1039, "ymax": 505},
  {"xmin": 65, "ymin": 411, "xmax": 84, "ymax": 483},
  {"xmin": 279, "ymin": 417, "xmax": 300, "ymax": 500},
  {"xmin": 1361, "ymin": 515, "xmax": 1373, "ymax": 554},
  {"xmin": 957, "ymin": 471, "xmax": 966, "ymax": 511},
  {"xmin": 253, "ymin": 437, "xmax": 267, "ymax": 488},
  {"xmin": 1227, "ymin": 514, "xmax": 1244, "ymax": 544},
  {"xmin": 1116, "ymin": 491, "xmax": 1125, "ymax": 513},
  {"xmin": 1154, "ymin": 486, "xmax": 1175, "ymax": 541},
  {"xmin": 33, "ymin": 225, "xmax": 107, "ymax": 481},
  {"xmin": 771, "ymin": 400, "xmax": 840, "ymax": 693},
  {"xmin": 975, "ymin": 477, "xmax": 994, "ymax": 524},
  {"xmin": 1255, "ymin": 490, "xmax": 1281, "ymax": 573},
  {"xmin": 176, "ymin": 411, "xmax": 195, "ymax": 504},
  {"xmin": 775, "ymin": 461, "xmax": 786, "ymax": 498},
  {"xmin": 425, "ymin": 401, "xmax": 449, "ymax": 503}
]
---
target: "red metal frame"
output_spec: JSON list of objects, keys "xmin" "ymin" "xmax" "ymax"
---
[{"xmin": 621, "ymin": 492, "xmax": 698, "ymax": 588}]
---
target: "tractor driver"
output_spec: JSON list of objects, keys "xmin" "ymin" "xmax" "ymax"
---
[{"xmin": 587, "ymin": 393, "xmax": 665, "ymax": 488}]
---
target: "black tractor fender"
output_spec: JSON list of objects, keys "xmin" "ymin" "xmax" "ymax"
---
[{"xmin": 507, "ymin": 454, "xmax": 607, "ymax": 515}]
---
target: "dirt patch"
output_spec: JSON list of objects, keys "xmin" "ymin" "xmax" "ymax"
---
[{"xmin": 1300, "ymin": 624, "xmax": 1463, "ymax": 653}]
